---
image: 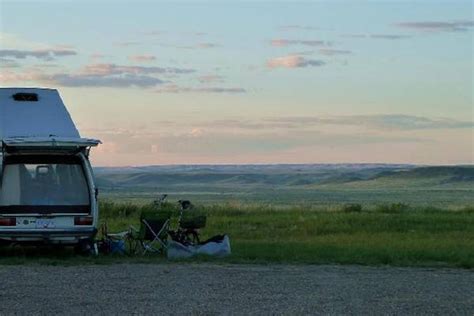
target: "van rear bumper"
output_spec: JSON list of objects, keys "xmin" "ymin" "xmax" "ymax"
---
[{"xmin": 0, "ymin": 227, "xmax": 97, "ymax": 244}]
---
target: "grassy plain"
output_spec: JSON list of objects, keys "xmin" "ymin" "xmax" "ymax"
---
[
  {"xmin": 97, "ymin": 165, "xmax": 474, "ymax": 207},
  {"xmin": 99, "ymin": 201, "xmax": 474, "ymax": 268},
  {"xmin": 1, "ymin": 165, "xmax": 472, "ymax": 268}
]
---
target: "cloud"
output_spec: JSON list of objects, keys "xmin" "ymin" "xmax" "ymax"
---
[
  {"xmin": 132, "ymin": 129, "xmax": 422, "ymax": 156},
  {"xmin": 0, "ymin": 70, "xmax": 165, "ymax": 88},
  {"xmin": 0, "ymin": 58, "xmax": 20, "ymax": 68},
  {"xmin": 342, "ymin": 33, "xmax": 411, "ymax": 40},
  {"xmin": 31, "ymin": 63, "xmax": 60, "ymax": 69},
  {"xmin": 80, "ymin": 63, "xmax": 195, "ymax": 75},
  {"xmin": 84, "ymin": 114, "xmax": 470, "ymax": 158},
  {"xmin": 396, "ymin": 20, "xmax": 474, "ymax": 33},
  {"xmin": 42, "ymin": 73, "xmax": 166, "ymax": 88},
  {"xmin": 0, "ymin": 70, "xmax": 38, "ymax": 81},
  {"xmin": 266, "ymin": 55, "xmax": 325, "ymax": 69},
  {"xmin": 0, "ymin": 48, "xmax": 77, "ymax": 61},
  {"xmin": 196, "ymin": 42, "xmax": 218, "ymax": 48},
  {"xmin": 142, "ymin": 30, "xmax": 162, "ymax": 36},
  {"xmin": 271, "ymin": 39, "xmax": 330, "ymax": 47},
  {"xmin": 291, "ymin": 50, "xmax": 315, "ymax": 56},
  {"xmin": 155, "ymin": 84, "xmax": 246, "ymax": 94},
  {"xmin": 90, "ymin": 53, "xmax": 107, "ymax": 60},
  {"xmin": 279, "ymin": 25, "xmax": 320, "ymax": 31},
  {"xmin": 172, "ymin": 115, "xmax": 473, "ymax": 132},
  {"xmin": 264, "ymin": 115, "xmax": 474, "ymax": 130},
  {"xmin": 171, "ymin": 42, "xmax": 219, "ymax": 49},
  {"xmin": 318, "ymin": 49, "xmax": 352, "ymax": 56},
  {"xmin": 362, "ymin": 115, "xmax": 474, "ymax": 130},
  {"xmin": 197, "ymin": 74, "xmax": 224, "ymax": 83},
  {"xmin": 128, "ymin": 54, "xmax": 157, "ymax": 63},
  {"xmin": 369, "ymin": 34, "xmax": 411, "ymax": 40},
  {"xmin": 0, "ymin": 62, "xmax": 196, "ymax": 88},
  {"xmin": 113, "ymin": 41, "xmax": 141, "ymax": 47},
  {"xmin": 342, "ymin": 34, "xmax": 369, "ymax": 38}
]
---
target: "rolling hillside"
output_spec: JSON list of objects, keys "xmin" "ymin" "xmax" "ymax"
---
[
  {"xmin": 95, "ymin": 164, "xmax": 473, "ymax": 189},
  {"xmin": 95, "ymin": 164, "xmax": 473, "ymax": 206},
  {"xmin": 338, "ymin": 166, "xmax": 474, "ymax": 189}
]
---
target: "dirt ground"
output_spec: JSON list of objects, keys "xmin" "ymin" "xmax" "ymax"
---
[{"xmin": 0, "ymin": 263, "xmax": 472, "ymax": 315}]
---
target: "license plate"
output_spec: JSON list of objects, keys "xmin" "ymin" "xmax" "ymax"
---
[{"xmin": 36, "ymin": 219, "xmax": 56, "ymax": 229}]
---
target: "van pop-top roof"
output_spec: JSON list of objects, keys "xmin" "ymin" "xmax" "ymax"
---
[{"xmin": 0, "ymin": 88, "xmax": 100, "ymax": 149}]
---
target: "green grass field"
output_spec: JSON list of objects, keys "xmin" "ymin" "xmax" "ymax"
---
[
  {"xmin": 1, "ymin": 165, "xmax": 472, "ymax": 268},
  {"xmin": 98, "ymin": 201, "xmax": 474, "ymax": 268}
]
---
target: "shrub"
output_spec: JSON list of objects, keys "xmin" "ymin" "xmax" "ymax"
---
[
  {"xmin": 342, "ymin": 203, "xmax": 363, "ymax": 213},
  {"xmin": 376, "ymin": 202, "xmax": 410, "ymax": 213}
]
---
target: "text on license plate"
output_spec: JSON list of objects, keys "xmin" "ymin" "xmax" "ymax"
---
[{"xmin": 36, "ymin": 219, "xmax": 56, "ymax": 229}]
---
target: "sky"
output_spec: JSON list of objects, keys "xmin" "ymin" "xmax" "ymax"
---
[{"xmin": 0, "ymin": 0, "xmax": 473, "ymax": 166}]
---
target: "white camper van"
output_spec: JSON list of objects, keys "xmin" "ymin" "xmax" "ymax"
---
[{"xmin": 0, "ymin": 88, "xmax": 100, "ymax": 247}]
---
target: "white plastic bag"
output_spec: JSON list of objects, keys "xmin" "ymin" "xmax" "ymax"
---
[{"xmin": 167, "ymin": 235, "xmax": 231, "ymax": 259}]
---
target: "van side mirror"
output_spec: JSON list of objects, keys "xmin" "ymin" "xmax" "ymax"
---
[{"xmin": 95, "ymin": 188, "xmax": 99, "ymax": 200}]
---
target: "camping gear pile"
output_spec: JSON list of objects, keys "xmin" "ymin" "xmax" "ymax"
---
[{"xmin": 98, "ymin": 195, "xmax": 231, "ymax": 259}]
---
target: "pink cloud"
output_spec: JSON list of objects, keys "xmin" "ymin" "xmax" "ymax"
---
[
  {"xmin": 155, "ymin": 84, "xmax": 245, "ymax": 94},
  {"xmin": 80, "ymin": 63, "xmax": 195, "ymax": 76},
  {"xmin": 266, "ymin": 55, "xmax": 325, "ymax": 69},
  {"xmin": 197, "ymin": 74, "xmax": 224, "ymax": 83},
  {"xmin": 318, "ymin": 49, "xmax": 352, "ymax": 56},
  {"xmin": 0, "ymin": 70, "xmax": 40, "ymax": 81},
  {"xmin": 0, "ymin": 62, "xmax": 195, "ymax": 88},
  {"xmin": 90, "ymin": 53, "xmax": 107, "ymax": 60},
  {"xmin": 342, "ymin": 33, "xmax": 410, "ymax": 40},
  {"xmin": 128, "ymin": 54, "xmax": 157, "ymax": 63}
]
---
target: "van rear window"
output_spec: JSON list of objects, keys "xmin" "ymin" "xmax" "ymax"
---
[{"xmin": 0, "ymin": 155, "xmax": 90, "ymax": 213}]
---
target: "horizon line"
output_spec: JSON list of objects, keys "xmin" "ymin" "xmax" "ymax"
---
[{"xmin": 93, "ymin": 162, "xmax": 474, "ymax": 168}]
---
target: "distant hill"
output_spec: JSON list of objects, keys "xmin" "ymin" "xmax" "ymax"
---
[
  {"xmin": 95, "ymin": 164, "xmax": 474, "ymax": 188},
  {"xmin": 95, "ymin": 164, "xmax": 473, "ymax": 206},
  {"xmin": 94, "ymin": 164, "xmax": 474, "ymax": 191},
  {"xmin": 336, "ymin": 166, "xmax": 474, "ymax": 189},
  {"xmin": 375, "ymin": 166, "xmax": 474, "ymax": 181}
]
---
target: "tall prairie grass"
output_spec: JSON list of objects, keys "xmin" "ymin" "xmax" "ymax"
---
[{"xmin": 100, "ymin": 201, "xmax": 474, "ymax": 268}]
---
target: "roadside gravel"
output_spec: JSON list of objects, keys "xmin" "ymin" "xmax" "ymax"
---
[{"xmin": 0, "ymin": 264, "xmax": 472, "ymax": 315}]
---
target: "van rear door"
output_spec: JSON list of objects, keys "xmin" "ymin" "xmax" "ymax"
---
[{"xmin": 0, "ymin": 154, "xmax": 91, "ymax": 215}]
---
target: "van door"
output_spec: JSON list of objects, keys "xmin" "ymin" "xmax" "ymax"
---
[{"xmin": 0, "ymin": 155, "xmax": 91, "ymax": 215}]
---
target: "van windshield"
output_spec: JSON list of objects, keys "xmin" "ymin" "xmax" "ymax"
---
[{"xmin": 0, "ymin": 155, "xmax": 90, "ymax": 213}]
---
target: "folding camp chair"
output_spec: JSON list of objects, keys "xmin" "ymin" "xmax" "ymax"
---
[
  {"xmin": 169, "ymin": 200, "xmax": 206, "ymax": 246},
  {"xmin": 128, "ymin": 209, "xmax": 172, "ymax": 255}
]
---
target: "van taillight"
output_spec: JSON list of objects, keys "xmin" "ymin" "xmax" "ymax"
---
[
  {"xmin": 74, "ymin": 216, "xmax": 93, "ymax": 226},
  {"xmin": 0, "ymin": 218, "xmax": 16, "ymax": 226}
]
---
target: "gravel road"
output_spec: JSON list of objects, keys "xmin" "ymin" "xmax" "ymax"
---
[{"xmin": 0, "ymin": 264, "xmax": 472, "ymax": 315}]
